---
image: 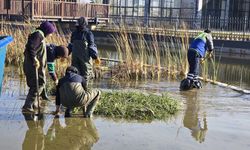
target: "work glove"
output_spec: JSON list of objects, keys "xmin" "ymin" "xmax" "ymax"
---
[
  {"xmin": 94, "ymin": 57, "xmax": 101, "ymax": 65},
  {"xmin": 33, "ymin": 57, "xmax": 40, "ymax": 69}
]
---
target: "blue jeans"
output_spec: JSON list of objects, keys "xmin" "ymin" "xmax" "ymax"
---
[{"xmin": 187, "ymin": 49, "xmax": 200, "ymax": 76}]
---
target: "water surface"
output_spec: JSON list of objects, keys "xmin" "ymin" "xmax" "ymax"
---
[{"xmin": 0, "ymin": 75, "xmax": 250, "ymax": 150}]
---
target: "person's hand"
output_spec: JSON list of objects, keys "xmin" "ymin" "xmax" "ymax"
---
[
  {"xmin": 94, "ymin": 57, "xmax": 101, "ymax": 65},
  {"xmin": 33, "ymin": 57, "xmax": 40, "ymax": 69},
  {"xmin": 200, "ymin": 58, "xmax": 206, "ymax": 64},
  {"xmin": 207, "ymin": 51, "xmax": 213, "ymax": 59}
]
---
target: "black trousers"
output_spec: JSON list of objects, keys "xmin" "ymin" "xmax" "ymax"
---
[{"xmin": 187, "ymin": 49, "xmax": 200, "ymax": 76}]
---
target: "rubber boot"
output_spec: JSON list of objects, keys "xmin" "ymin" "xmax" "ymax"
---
[
  {"xmin": 22, "ymin": 98, "xmax": 35, "ymax": 113},
  {"xmin": 193, "ymin": 80, "xmax": 202, "ymax": 89},
  {"xmin": 84, "ymin": 91, "xmax": 101, "ymax": 118}
]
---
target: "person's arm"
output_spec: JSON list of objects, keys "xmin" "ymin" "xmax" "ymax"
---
[
  {"xmin": 47, "ymin": 61, "xmax": 58, "ymax": 82},
  {"xmin": 47, "ymin": 45, "xmax": 58, "ymax": 82},
  {"xmin": 70, "ymin": 31, "xmax": 76, "ymax": 43},
  {"xmin": 67, "ymin": 31, "xmax": 76, "ymax": 56},
  {"xmin": 67, "ymin": 43, "xmax": 73, "ymax": 56},
  {"xmin": 206, "ymin": 34, "xmax": 214, "ymax": 52},
  {"xmin": 86, "ymin": 30, "xmax": 98, "ymax": 59},
  {"xmin": 26, "ymin": 31, "xmax": 44, "ymax": 63}
]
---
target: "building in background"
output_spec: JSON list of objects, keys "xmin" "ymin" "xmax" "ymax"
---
[
  {"xmin": 0, "ymin": 0, "xmax": 249, "ymax": 31},
  {"xmin": 107, "ymin": 0, "xmax": 250, "ymax": 31}
]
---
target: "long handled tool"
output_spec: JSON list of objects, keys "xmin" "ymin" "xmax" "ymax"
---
[{"xmin": 35, "ymin": 67, "xmax": 41, "ymax": 116}]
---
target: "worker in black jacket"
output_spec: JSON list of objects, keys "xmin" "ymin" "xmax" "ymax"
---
[{"xmin": 69, "ymin": 17, "xmax": 101, "ymax": 86}]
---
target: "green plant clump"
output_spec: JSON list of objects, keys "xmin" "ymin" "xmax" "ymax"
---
[{"xmin": 94, "ymin": 91, "xmax": 181, "ymax": 121}]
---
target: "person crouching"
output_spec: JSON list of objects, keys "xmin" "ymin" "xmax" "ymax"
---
[{"xmin": 54, "ymin": 66, "xmax": 101, "ymax": 118}]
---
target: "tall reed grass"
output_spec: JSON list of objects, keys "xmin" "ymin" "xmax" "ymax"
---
[
  {"xmin": 0, "ymin": 21, "xmax": 71, "ymax": 79},
  {"xmin": 1, "ymin": 21, "xmax": 231, "ymax": 85},
  {"xmin": 109, "ymin": 23, "xmax": 190, "ymax": 80}
]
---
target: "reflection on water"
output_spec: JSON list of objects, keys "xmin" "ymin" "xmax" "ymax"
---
[
  {"xmin": 1, "ymin": 76, "xmax": 250, "ymax": 149},
  {"xmin": 181, "ymin": 91, "xmax": 208, "ymax": 143},
  {"xmin": 216, "ymin": 63, "xmax": 250, "ymax": 89},
  {"xmin": 22, "ymin": 112, "xmax": 45, "ymax": 150},
  {"xmin": 22, "ymin": 112, "xmax": 99, "ymax": 150}
]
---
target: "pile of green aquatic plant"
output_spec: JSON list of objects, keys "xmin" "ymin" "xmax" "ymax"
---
[{"xmin": 94, "ymin": 91, "xmax": 181, "ymax": 121}]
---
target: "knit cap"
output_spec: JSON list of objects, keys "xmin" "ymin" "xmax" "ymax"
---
[{"xmin": 40, "ymin": 21, "xmax": 56, "ymax": 35}]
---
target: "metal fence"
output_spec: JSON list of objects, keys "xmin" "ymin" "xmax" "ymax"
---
[{"xmin": 109, "ymin": 15, "xmax": 250, "ymax": 32}]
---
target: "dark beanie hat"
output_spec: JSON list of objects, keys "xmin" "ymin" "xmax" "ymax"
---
[
  {"xmin": 40, "ymin": 21, "xmax": 56, "ymax": 35},
  {"xmin": 55, "ymin": 45, "xmax": 69, "ymax": 58},
  {"xmin": 66, "ymin": 66, "xmax": 79, "ymax": 74},
  {"xmin": 75, "ymin": 17, "xmax": 88, "ymax": 27}
]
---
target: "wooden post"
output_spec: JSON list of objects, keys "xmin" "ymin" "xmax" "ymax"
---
[
  {"xmin": 4, "ymin": 0, "xmax": 11, "ymax": 20},
  {"xmin": 62, "ymin": 1, "xmax": 64, "ymax": 19},
  {"xmin": 86, "ymin": 3, "xmax": 89, "ymax": 18},
  {"xmin": 31, "ymin": 0, "xmax": 34, "ymax": 20},
  {"xmin": 22, "ymin": 0, "xmax": 24, "ymax": 20}
]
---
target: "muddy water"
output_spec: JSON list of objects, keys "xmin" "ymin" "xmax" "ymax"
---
[{"xmin": 0, "ymin": 72, "xmax": 250, "ymax": 150}]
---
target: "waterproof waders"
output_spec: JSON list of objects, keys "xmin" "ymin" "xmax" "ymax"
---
[{"xmin": 22, "ymin": 30, "xmax": 47, "ymax": 112}]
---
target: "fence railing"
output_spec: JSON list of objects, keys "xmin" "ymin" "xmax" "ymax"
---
[
  {"xmin": 95, "ymin": 25, "xmax": 250, "ymax": 41},
  {"xmin": 109, "ymin": 15, "xmax": 250, "ymax": 32},
  {"xmin": 0, "ymin": 0, "xmax": 109, "ymax": 21}
]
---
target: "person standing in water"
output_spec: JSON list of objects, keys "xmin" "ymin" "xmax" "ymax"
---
[{"xmin": 22, "ymin": 21, "xmax": 56, "ymax": 112}]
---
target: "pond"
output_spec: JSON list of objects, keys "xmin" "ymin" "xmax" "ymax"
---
[{"xmin": 0, "ymin": 65, "xmax": 250, "ymax": 150}]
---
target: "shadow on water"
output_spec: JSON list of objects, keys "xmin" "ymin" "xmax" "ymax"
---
[{"xmin": 22, "ymin": 112, "xmax": 99, "ymax": 150}]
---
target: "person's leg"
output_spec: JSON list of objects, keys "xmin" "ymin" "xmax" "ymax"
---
[
  {"xmin": 41, "ymin": 87, "xmax": 50, "ymax": 101},
  {"xmin": 65, "ymin": 108, "xmax": 72, "ymax": 118},
  {"xmin": 22, "ymin": 87, "xmax": 36, "ymax": 112},
  {"xmin": 193, "ymin": 56, "xmax": 202, "ymax": 88},
  {"xmin": 187, "ymin": 49, "xmax": 196, "ymax": 82},
  {"xmin": 82, "ymin": 90, "xmax": 101, "ymax": 118},
  {"xmin": 22, "ymin": 60, "xmax": 37, "ymax": 112}
]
